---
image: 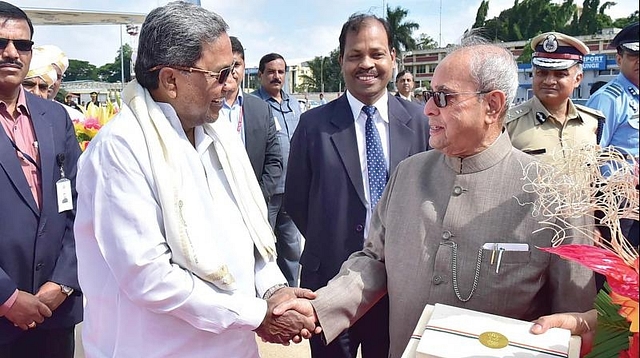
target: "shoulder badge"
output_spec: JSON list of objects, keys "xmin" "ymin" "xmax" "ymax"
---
[
  {"xmin": 574, "ymin": 103, "xmax": 605, "ymax": 120},
  {"xmin": 506, "ymin": 102, "xmax": 532, "ymax": 124},
  {"xmin": 604, "ymin": 83, "xmax": 624, "ymax": 98}
]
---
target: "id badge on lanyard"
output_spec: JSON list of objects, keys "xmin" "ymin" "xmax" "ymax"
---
[{"xmin": 56, "ymin": 153, "xmax": 73, "ymax": 212}]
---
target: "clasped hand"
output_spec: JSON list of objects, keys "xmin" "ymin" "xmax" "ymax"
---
[{"xmin": 254, "ymin": 287, "xmax": 322, "ymax": 345}]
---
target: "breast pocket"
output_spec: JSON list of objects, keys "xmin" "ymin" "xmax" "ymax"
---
[{"xmin": 480, "ymin": 248, "xmax": 532, "ymax": 276}]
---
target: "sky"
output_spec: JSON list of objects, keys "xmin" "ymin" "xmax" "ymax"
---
[{"xmin": 11, "ymin": 0, "xmax": 640, "ymax": 69}]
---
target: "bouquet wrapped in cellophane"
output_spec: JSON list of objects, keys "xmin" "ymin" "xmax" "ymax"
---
[{"xmin": 521, "ymin": 145, "xmax": 638, "ymax": 358}]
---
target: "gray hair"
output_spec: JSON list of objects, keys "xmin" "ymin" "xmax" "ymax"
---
[
  {"xmin": 134, "ymin": 1, "xmax": 229, "ymax": 90},
  {"xmin": 448, "ymin": 34, "xmax": 519, "ymax": 119}
]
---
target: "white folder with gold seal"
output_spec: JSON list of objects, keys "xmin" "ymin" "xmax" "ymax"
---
[{"xmin": 402, "ymin": 303, "xmax": 581, "ymax": 358}]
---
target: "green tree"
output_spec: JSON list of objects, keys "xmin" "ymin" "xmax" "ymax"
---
[
  {"xmin": 517, "ymin": 39, "xmax": 535, "ymax": 64},
  {"xmin": 386, "ymin": 5, "xmax": 419, "ymax": 54},
  {"xmin": 97, "ymin": 44, "xmax": 133, "ymax": 83},
  {"xmin": 473, "ymin": 0, "xmax": 490, "ymax": 29},
  {"xmin": 386, "ymin": 5, "xmax": 420, "ymax": 90},
  {"xmin": 414, "ymin": 33, "xmax": 439, "ymax": 50},
  {"xmin": 565, "ymin": 0, "xmax": 615, "ymax": 35},
  {"xmin": 475, "ymin": 0, "xmax": 576, "ymax": 41},
  {"xmin": 302, "ymin": 49, "xmax": 343, "ymax": 93},
  {"xmin": 64, "ymin": 59, "xmax": 99, "ymax": 81},
  {"xmin": 473, "ymin": 0, "xmax": 636, "ymax": 42},
  {"xmin": 612, "ymin": 10, "xmax": 639, "ymax": 28}
]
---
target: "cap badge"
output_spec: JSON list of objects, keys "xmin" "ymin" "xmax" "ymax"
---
[{"xmin": 542, "ymin": 35, "xmax": 558, "ymax": 53}]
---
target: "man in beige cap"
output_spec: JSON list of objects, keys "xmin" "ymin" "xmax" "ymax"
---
[
  {"xmin": 21, "ymin": 53, "xmax": 57, "ymax": 99},
  {"xmin": 506, "ymin": 32, "xmax": 605, "ymax": 162},
  {"xmin": 23, "ymin": 46, "xmax": 84, "ymax": 121},
  {"xmin": 33, "ymin": 44, "xmax": 68, "ymax": 100}
]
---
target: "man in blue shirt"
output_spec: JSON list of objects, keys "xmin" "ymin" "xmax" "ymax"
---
[
  {"xmin": 587, "ymin": 22, "xmax": 638, "ymax": 163},
  {"xmin": 586, "ymin": 22, "xmax": 638, "ymax": 248},
  {"xmin": 253, "ymin": 53, "xmax": 301, "ymax": 287}
]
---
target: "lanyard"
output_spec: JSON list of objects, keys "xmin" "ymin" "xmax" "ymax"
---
[{"xmin": 8, "ymin": 136, "xmax": 40, "ymax": 173}]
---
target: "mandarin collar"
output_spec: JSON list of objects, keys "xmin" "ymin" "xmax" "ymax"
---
[{"xmin": 444, "ymin": 131, "xmax": 512, "ymax": 174}]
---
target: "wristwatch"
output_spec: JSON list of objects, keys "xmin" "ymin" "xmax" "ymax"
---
[
  {"xmin": 263, "ymin": 283, "xmax": 288, "ymax": 300},
  {"xmin": 60, "ymin": 284, "xmax": 74, "ymax": 296}
]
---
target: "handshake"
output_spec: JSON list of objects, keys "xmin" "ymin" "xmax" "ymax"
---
[{"xmin": 254, "ymin": 287, "xmax": 322, "ymax": 345}]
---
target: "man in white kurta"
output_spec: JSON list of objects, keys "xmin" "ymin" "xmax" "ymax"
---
[{"xmin": 73, "ymin": 3, "xmax": 315, "ymax": 357}]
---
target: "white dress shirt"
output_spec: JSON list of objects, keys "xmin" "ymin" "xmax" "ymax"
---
[
  {"xmin": 345, "ymin": 90, "xmax": 390, "ymax": 239},
  {"xmin": 218, "ymin": 91, "xmax": 246, "ymax": 144},
  {"xmin": 74, "ymin": 103, "xmax": 285, "ymax": 358}
]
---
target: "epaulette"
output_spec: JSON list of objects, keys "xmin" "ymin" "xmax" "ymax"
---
[
  {"xmin": 574, "ymin": 103, "xmax": 605, "ymax": 120},
  {"xmin": 603, "ymin": 82, "xmax": 624, "ymax": 98},
  {"xmin": 506, "ymin": 103, "xmax": 532, "ymax": 124}
]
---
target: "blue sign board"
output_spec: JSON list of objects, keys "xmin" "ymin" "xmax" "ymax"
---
[{"xmin": 583, "ymin": 54, "xmax": 607, "ymax": 70}]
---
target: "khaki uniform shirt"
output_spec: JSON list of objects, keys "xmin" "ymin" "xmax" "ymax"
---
[{"xmin": 505, "ymin": 96, "xmax": 604, "ymax": 162}]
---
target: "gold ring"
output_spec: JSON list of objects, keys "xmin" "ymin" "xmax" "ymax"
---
[{"xmin": 27, "ymin": 322, "xmax": 36, "ymax": 328}]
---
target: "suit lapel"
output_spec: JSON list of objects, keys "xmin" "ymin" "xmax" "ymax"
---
[
  {"xmin": 330, "ymin": 96, "xmax": 366, "ymax": 206},
  {"xmin": 242, "ymin": 100, "xmax": 257, "ymax": 150},
  {"xmin": 0, "ymin": 95, "xmax": 51, "ymax": 216},
  {"xmin": 29, "ymin": 96, "xmax": 55, "ymax": 214},
  {"xmin": 387, "ymin": 94, "xmax": 415, "ymax": 172}
]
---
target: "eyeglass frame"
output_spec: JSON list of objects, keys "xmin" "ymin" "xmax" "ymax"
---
[
  {"xmin": 423, "ymin": 90, "xmax": 491, "ymax": 108},
  {"xmin": 148, "ymin": 60, "xmax": 236, "ymax": 84},
  {"xmin": 0, "ymin": 38, "xmax": 34, "ymax": 52},
  {"xmin": 22, "ymin": 78, "xmax": 52, "ymax": 92}
]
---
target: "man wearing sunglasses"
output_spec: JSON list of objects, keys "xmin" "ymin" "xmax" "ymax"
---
[
  {"xmin": 0, "ymin": 2, "xmax": 83, "ymax": 357},
  {"xmin": 506, "ymin": 32, "xmax": 604, "ymax": 162},
  {"xmin": 275, "ymin": 38, "xmax": 594, "ymax": 358},
  {"xmin": 72, "ymin": 2, "xmax": 317, "ymax": 357}
]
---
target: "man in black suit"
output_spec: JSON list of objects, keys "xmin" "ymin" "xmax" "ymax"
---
[
  {"xmin": 284, "ymin": 13, "xmax": 429, "ymax": 358},
  {"xmin": 0, "ymin": 3, "xmax": 83, "ymax": 357},
  {"xmin": 220, "ymin": 36, "xmax": 282, "ymax": 202}
]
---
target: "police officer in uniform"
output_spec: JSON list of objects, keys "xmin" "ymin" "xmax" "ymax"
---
[
  {"xmin": 506, "ymin": 32, "xmax": 605, "ymax": 162},
  {"xmin": 586, "ymin": 22, "xmax": 638, "ymax": 249}
]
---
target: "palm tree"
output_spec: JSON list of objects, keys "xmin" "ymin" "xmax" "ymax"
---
[
  {"xmin": 386, "ymin": 5, "xmax": 419, "ymax": 55},
  {"xmin": 386, "ymin": 5, "xmax": 419, "ymax": 87}
]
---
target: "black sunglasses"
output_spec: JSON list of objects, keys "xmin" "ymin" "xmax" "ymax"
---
[
  {"xmin": 423, "ymin": 90, "xmax": 490, "ymax": 108},
  {"xmin": 0, "ymin": 38, "xmax": 34, "ymax": 52},
  {"xmin": 148, "ymin": 60, "xmax": 236, "ymax": 85}
]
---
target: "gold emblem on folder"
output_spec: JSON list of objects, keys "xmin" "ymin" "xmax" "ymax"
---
[{"xmin": 478, "ymin": 331, "xmax": 509, "ymax": 349}]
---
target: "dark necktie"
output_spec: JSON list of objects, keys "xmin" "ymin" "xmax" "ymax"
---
[{"xmin": 362, "ymin": 105, "xmax": 388, "ymax": 209}]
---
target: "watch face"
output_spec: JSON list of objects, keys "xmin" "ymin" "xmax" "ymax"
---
[{"xmin": 61, "ymin": 285, "xmax": 74, "ymax": 296}]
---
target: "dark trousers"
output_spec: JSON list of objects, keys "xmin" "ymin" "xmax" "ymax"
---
[
  {"xmin": 268, "ymin": 193, "xmax": 302, "ymax": 287},
  {"xmin": 0, "ymin": 326, "xmax": 75, "ymax": 358},
  {"xmin": 310, "ymin": 295, "xmax": 390, "ymax": 358}
]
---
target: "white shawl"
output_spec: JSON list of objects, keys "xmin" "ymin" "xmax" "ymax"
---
[{"xmin": 121, "ymin": 80, "xmax": 276, "ymax": 292}]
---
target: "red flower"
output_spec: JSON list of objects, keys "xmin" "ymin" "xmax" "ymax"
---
[{"xmin": 538, "ymin": 245, "xmax": 639, "ymax": 301}]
